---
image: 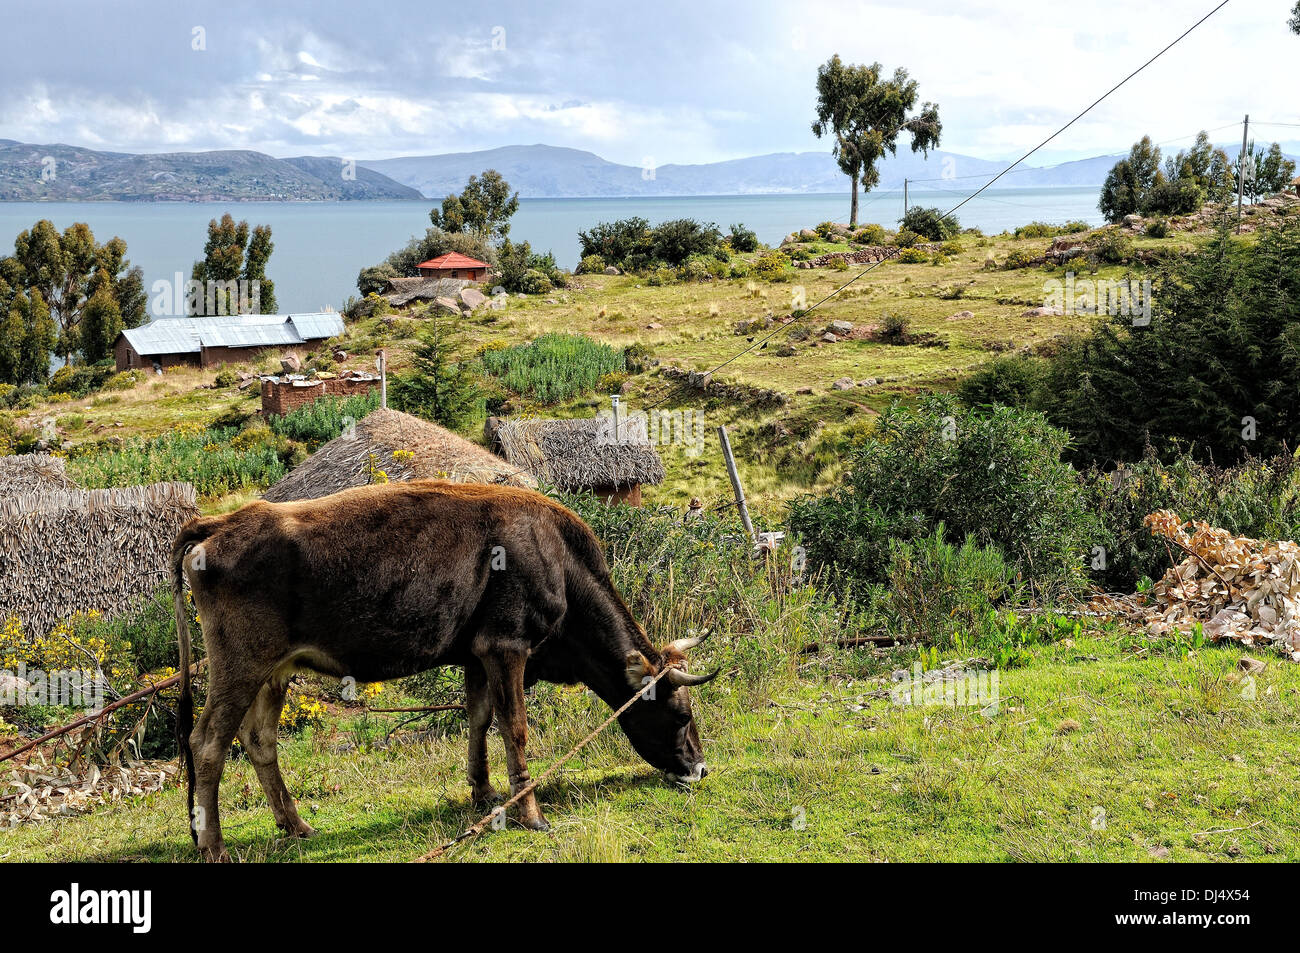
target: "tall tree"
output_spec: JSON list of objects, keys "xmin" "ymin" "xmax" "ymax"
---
[
  {"xmin": 1290, "ymin": 1, "xmax": 1300, "ymax": 33},
  {"xmin": 1099, "ymin": 136, "xmax": 1163, "ymax": 222},
  {"xmin": 79, "ymin": 272, "xmax": 124, "ymax": 365},
  {"xmin": 811, "ymin": 55, "xmax": 941, "ymax": 227},
  {"xmin": 0, "ymin": 280, "xmax": 55, "ymax": 386},
  {"xmin": 190, "ymin": 214, "xmax": 277, "ymax": 315},
  {"xmin": 0, "ymin": 220, "xmax": 144, "ymax": 364},
  {"xmin": 429, "ymin": 170, "xmax": 520, "ymax": 245}
]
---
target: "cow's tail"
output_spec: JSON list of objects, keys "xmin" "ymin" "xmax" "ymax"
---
[{"xmin": 172, "ymin": 520, "xmax": 212, "ymax": 845}]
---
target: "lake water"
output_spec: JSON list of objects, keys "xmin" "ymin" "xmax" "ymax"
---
[{"xmin": 0, "ymin": 186, "xmax": 1102, "ymax": 316}]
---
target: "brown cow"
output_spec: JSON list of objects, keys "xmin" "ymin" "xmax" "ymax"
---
[{"xmin": 171, "ymin": 480, "xmax": 716, "ymax": 862}]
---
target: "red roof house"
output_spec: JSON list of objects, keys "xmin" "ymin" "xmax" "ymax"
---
[{"xmin": 415, "ymin": 253, "xmax": 489, "ymax": 281}]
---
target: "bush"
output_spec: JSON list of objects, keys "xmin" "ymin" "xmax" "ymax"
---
[
  {"xmin": 479, "ymin": 332, "xmax": 625, "ymax": 404},
  {"xmin": 650, "ymin": 219, "xmax": 723, "ymax": 266},
  {"xmin": 1141, "ymin": 178, "xmax": 1204, "ymax": 217},
  {"xmin": 853, "ymin": 224, "xmax": 887, "ymax": 244},
  {"xmin": 1144, "ymin": 218, "xmax": 1170, "ymax": 238},
  {"xmin": 885, "ymin": 527, "xmax": 1018, "ymax": 647},
  {"xmin": 815, "ymin": 221, "xmax": 839, "ymax": 240},
  {"xmin": 578, "ymin": 218, "xmax": 653, "ymax": 267},
  {"xmin": 727, "ymin": 223, "xmax": 759, "ymax": 253},
  {"xmin": 213, "ymin": 368, "xmax": 238, "ymax": 388},
  {"xmin": 1001, "ymin": 248, "xmax": 1039, "ymax": 269},
  {"xmin": 1088, "ymin": 229, "xmax": 1133, "ymax": 264},
  {"xmin": 957, "ymin": 354, "xmax": 1046, "ymax": 409},
  {"xmin": 786, "ymin": 396, "xmax": 1097, "ymax": 597},
  {"xmin": 894, "ymin": 229, "xmax": 922, "ymax": 248},
  {"xmin": 496, "ymin": 239, "xmax": 565, "ymax": 294},
  {"xmin": 578, "ymin": 253, "xmax": 606, "ymax": 275},
  {"xmin": 1036, "ymin": 217, "xmax": 1300, "ymax": 466},
  {"xmin": 900, "ymin": 207, "xmax": 960, "ymax": 242},
  {"xmin": 752, "ymin": 251, "xmax": 790, "ymax": 279},
  {"xmin": 896, "ymin": 247, "xmax": 929, "ymax": 264}
]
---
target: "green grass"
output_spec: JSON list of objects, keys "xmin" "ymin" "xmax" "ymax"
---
[{"xmin": 6, "ymin": 634, "xmax": 1297, "ymax": 862}]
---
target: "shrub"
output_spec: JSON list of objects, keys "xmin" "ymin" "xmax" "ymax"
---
[
  {"xmin": 1001, "ymin": 248, "xmax": 1039, "ymax": 269},
  {"xmin": 896, "ymin": 247, "xmax": 929, "ymax": 264},
  {"xmin": 900, "ymin": 206, "xmax": 960, "ymax": 242},
  {"xmin": 894, "ymin": 229, "xmax": 922, "ymax": 248},
  {"xmin": 649, "ymin": 219, "xmax": 723, "ymax": 266},
  {"xmin": 885, "ymin": 527, "xmax": 1018, "ymax": 647},
  {"xmin": 786, "ymin": 396, "xmax": 1097, "ymax": 597},
  {"xmin": 213, "ymin": 368, "xmax": 238, "ymax": 388},
  {"xmin": 390, "ymin": 316, "xmax": 484, "ymax": 430},
  {"xmin": 1088, "ymin": 229, "xmax": 1133, "ymax": 264},
  {"xmin": 578, "ymin": 218, "xmax": 653, "ymax": 267},
  {"xmin": 815, "ymin": 221, "xmax": 839, "ymax": 240},
  {"xmin": 752, "ymin": 251, "xmax": 790, "ymax": 280},
  {"xmin": 578, "ymin": 253, "xmax": 606, "ymax": 274},
  {"xmin": 1036, "ymin": 217, "xmax": 1300, "ymax": 466},
  {"xmin": 479, "ymin": 332, "xmax": 625, "ymax": 404},
  {"xmin": 957, "ymin": 354, "xmax": 1046, "ymax": 409},
  {"xmin": 853, "ymin": 224, "xmax": 887, "ymax": 244},
  {"xmin": 1144, "ymin": 218, "xmax": 1170, "ymax": 238},
  {"xmin": 727, "ymin": 223, "xmax": 759, "ymax": 253},
  {"xmin": 496, "ymin": 239, "xmax": 565, "ymax": 294}
]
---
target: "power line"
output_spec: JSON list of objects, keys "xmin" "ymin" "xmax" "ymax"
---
[{"xmin": 644, "ymin": 0, "xmax": 1232, "ymax": 410}]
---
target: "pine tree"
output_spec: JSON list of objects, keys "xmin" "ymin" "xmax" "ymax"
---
[{"xmin": 391, "ymin": 310, "xmax": 483, "ymax": 430}]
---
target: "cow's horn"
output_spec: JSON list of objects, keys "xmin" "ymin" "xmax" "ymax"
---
[
  {"xmin": 666, "ymin": 631, "xmax": 710, "ymax": 654},
  {"xmin": 667, "ymin": 666, "xmax": 720, "ymax": 688}
]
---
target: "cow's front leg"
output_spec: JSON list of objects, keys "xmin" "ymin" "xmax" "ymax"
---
[
  {"xmin": 481, "ymin": 651, "xmax": 549, "ymax": 831},
  {"xmin": 464, "ymin": 661, "xmax": 501, "ymax": 806}
]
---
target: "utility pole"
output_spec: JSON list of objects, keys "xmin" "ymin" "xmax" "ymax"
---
[
  {"xmin": 1237, "ymin": 113, "xmax": 1249, "ymax": 233},
  {"xmin": 903, "ymin": 178, "xmax": 909, "ymax": 219},
  {"xmin": 716, "ymin": 425, "xmax": 755, "ymax": 542},
  {"xmin": 377, "ymin": 349, "xmax": 387, "ymax": 408}
]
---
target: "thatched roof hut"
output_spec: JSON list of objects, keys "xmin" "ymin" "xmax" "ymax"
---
[
  {"xmin": 0, "ymin": 453, "xmax": 75, "ymax": 496},
  {"xmin": 492, "ymin": 416, "xmax": 665, "ymax": 506},
  {"xmin": 263, "ymin": 408, "xmax": 534, "ymax": 503}
]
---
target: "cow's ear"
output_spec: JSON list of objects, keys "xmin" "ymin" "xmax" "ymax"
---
[{"xmin": 624, "ymin": 651, "xmax": 655, "ymax": 688}]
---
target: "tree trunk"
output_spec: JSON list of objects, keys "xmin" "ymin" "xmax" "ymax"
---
[{"xmin": 849, "ymin": 172, "xmax": 860, "ymax": 227}]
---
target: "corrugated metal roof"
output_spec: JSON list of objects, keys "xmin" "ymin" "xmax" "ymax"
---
[
  {"xmin": 202, "ymin": 323, "xmax": 303, "ymax": 348},
  {"xmin": 121, "ymin": 313, "xmax": 342, "ymax": 356},
  {"xmin": 287, "ymin": 312, "xmax": 345, "ymax": 340}
]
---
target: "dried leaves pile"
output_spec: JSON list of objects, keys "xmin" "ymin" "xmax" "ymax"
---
[
  {"xmin": 2, "ymin": 757, "xmax": 176, "ymax": 829},
  {"xmin": 1098, "ymin": 510, "xmax": 1300, "ymax": 660}
]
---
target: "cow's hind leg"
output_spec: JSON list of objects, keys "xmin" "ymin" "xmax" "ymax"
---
[
  {"xmin": 238, "ymin": 677, "xmax": 316, "ymax": 839},
  {"xmin": 464, "ymin": 661, "xmax": 501, "ymax": 806},
  {"xmin": 481, "ymin": 651, "xmax": 549, "ymax": 831},
  {"xmin": 189, "ymin": 670, "xmax": 260, "ymax": 863}
]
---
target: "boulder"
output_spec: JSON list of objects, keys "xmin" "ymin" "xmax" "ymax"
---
[
  {"xmin": 795, "ymin": 385, "xmax": 814, "ymax": 395},
  {"xmin": 431, "ymin": 296, "xmax": 460, "ymax": 315},
  {"xmin": 799, "ymin": 228, "xmax": 818, "ymax": 240},
  {"xmin": 831, "ymin": 377, "xmax": 856, "ymax": 391},
  {"xmin": 458, "ymin": 288, "xmax": 487, "ymax": 310},
  {"xmin": 1022, "ymin": 305, "xmax": 1063, "ymax": 318},
  {"xmin": 280, "ymin": 355, "xmax": 301, "ymax": 373},
  {"xmin": 646, "ymin": 322, "xmax": 664, "ymax": 330},
  {"xmin": 858, "ymin": 377, "xmax": 879, "ymax": 387},
  {"xmin": 828, "ymin": 320, "xmax": 854, "ymax": 335},
  {"xmin": 0, "ymin": 673, "xmax": 32, "ymax": 697},
  {"xmin": 775, "ymin": 344, "xmax": 797, "ymax": 357},
  {"xmin": 946, "ymin": 310, "xmax": 975, "ymax": 321},
  {"xmin": 604, "ymin": 266, "xmax": 620, "ymax": 276},
  {"xmin": 821, "ymin": 332, "xmax": 839, "ymax": 343}
]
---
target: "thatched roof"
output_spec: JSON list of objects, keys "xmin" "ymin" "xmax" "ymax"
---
[
  {"xmin": 0, "ymin": 453, "xmax": 75, "ymax": 496},
  {"xmin": 383, "ymin": 277, "xmax": 472, "ymax": 308},
  {"xmin": 263, "ymin": 408, "xmax": 534, "ymax": 503},
  {"xmin": 493, "ymin": 416, "xmax": 665, "ymax": 491}
]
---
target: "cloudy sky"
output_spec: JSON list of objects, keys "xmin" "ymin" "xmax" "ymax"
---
[{"xmin": 2, "ymin": 0, "xmax": 1296, "ymax": 166}]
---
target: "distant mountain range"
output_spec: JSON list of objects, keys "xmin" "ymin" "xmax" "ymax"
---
[
  {"xmin": 0, "ymin": 141, "xmax": 422, "ymax": 201},
  {"xmin": 1, "ymin": 140, "xmax": 1295, "ymax": 202},
  {"xmin": 360, "ymin": 144, "xmax": 1127, "ymax": 198}
]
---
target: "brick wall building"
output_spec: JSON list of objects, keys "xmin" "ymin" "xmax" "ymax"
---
[{"xmin": 260, "ymin": 372, "xmax": 381, "ymax": 416}]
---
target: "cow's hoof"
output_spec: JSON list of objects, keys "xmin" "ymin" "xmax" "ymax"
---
[
  {"xmin": 200, "ymin": 844, "xmax": 232, "ymax": 863},
  {"xmin": 521, "ymin": 815, "xmax": 550, "ymax": 832},
  {"xmin": 283, "ymin": 819, "xmax": 318, "ymax": 839},
  {"xmin": 472, "ymin": 789, "xmax": 505, "ymax": 807}
]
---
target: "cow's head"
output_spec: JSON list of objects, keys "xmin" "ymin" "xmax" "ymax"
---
[{"xmin": 621, "ymin": 633, "xmax": 717, "ymax": 783}]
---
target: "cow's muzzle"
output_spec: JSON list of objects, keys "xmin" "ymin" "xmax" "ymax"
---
[{"xmin": 667, "ymin": 762, "xmax": 708, "ymax": 784}]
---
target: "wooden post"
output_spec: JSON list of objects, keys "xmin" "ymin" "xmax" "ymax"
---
[
  {"xmin": 1237, "ymin": 114, "xmax": 1249, "ymax": 233},
  {"xmin": 716, "ymin": 425, "xmax": 755, "ymax": 541},
  {"xmin": 377, "ymin": 349, "xmax": 387, "ymax": 409},
  {"xmin": 903, "ymin": 178, "xmax": 909, "ymax": 219}
]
